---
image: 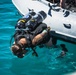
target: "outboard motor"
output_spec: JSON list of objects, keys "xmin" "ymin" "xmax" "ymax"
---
[{"xmin": 26, "ymin": 11, "xmax": 47, "ymax": 31}]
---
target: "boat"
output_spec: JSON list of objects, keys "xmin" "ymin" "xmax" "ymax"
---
[{"xmin": 12, "ymin": 0, "xmax": 76, "ymax": 44}]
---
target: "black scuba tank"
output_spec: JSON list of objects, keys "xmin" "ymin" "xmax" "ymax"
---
[
  {"xmin": 15, "ymin": 11, "xmax": 36, "ymax": 29},
  {"xmin": 25, "ymin": 11, "xmax": 47, "ymax": 31}
]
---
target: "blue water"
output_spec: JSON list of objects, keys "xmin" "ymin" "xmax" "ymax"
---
[{"xmin": 0, "ymin": 0, "xmax": 76, "ymax": 75}]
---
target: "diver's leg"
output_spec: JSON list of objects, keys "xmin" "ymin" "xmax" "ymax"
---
[{"xmin": 60, "ymin": 0, "xmax": 66, "ymax": 8}]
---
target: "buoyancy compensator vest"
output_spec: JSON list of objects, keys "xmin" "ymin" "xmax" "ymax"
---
[
  {"xmin": 14, "ymin": 31, "xmax": 34, "ymax": 48},
  {"xmin": 25, "ymin": 11, "xmax": 47, "ymax": 31}
]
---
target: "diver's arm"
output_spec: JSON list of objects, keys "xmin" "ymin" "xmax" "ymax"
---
[
  {"xmin": 32, "ymin": 29, "xmax": 48, "ymax": 45},
  {"xmin": 18, "ymin": 38, "xmax": 27, "ymax": 45}
]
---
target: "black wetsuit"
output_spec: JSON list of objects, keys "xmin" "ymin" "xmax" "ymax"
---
[{"xmin": 14, "ymin": 23, "xmax": 50, "ymax": 48}]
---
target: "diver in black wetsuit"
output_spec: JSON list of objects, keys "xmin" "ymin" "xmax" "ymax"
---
[
  {"xmin": 10, "ymin": 11, "xmax": 55, "ymax": 58},
  {"xmin": 10, "ymin": 10, "xmax": 68, "ymax": 58}
]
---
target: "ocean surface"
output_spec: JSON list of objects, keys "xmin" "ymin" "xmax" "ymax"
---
[{"xmin": 0, "ymin": 0, "xmax": 76, "ymax": 75}]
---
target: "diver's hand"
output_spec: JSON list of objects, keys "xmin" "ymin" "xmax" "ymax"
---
[
  {"xmin": 57, "ymin": 51, "xmax": 66, "ymax": 58},
  {"xmin": 60, "ymin": 51, "xmax": 66, "ymax": 57}
]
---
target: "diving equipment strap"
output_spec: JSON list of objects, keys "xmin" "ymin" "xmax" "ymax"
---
[{"xmin": 31, "ymin": 47, "xmax": 38, "ymax": 57}]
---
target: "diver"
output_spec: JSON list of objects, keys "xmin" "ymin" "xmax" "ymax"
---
[
  {"xmin": 11, "ymin": 26, "xmax": 51, "ymax": 58},
  {"xmin": 10, "ymin": 11, "xmax": 54, "ymax": 58},
  {"xmin": 10, "ymin": 10, "xmax": 67, "ymax": 58}
]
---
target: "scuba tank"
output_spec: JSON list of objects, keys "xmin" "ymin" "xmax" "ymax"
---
[
  {"xmin": 25, "ymin": 11, "xmax": 47, "ymax": 31},
  {"xmin": 15, "ymin": 10, "xmax": 36, "ymax": 29}
]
